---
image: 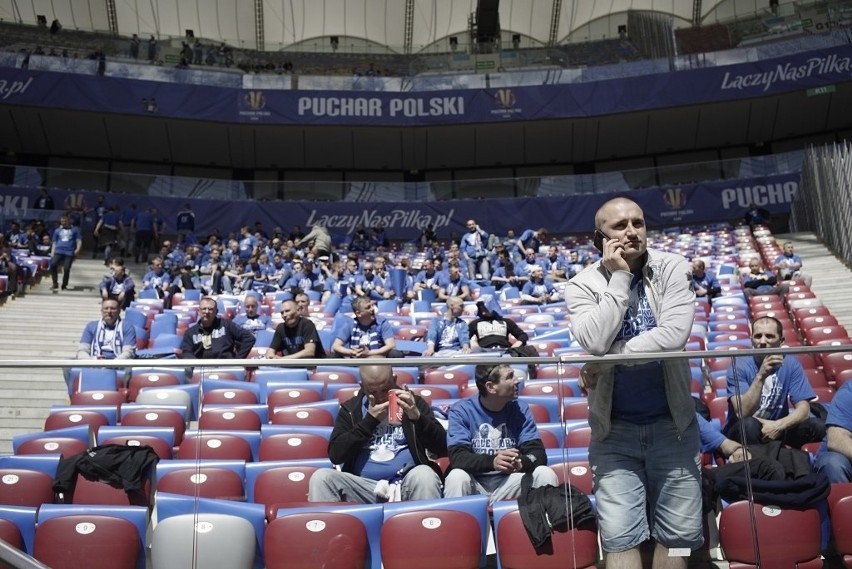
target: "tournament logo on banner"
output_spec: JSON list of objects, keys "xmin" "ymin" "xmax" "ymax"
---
[
  {"xmin": 658, "ymin": 187, "xmax": 696, "ymax": 223},
  {"xmin": 491, "ymin": 88, "xmax": 521, "ymax": 118},
  {"xmin": 239, "ymin": 90, "xmax": 271, "ymax": 121},
  {"xmin": 663, "ymin": 188, "xmax": 688, "ymax": 210}
]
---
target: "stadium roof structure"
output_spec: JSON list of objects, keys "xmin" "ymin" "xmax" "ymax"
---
[{"xmin": 0, "ymin": 0, "xmax": 761, "ymax": 53}]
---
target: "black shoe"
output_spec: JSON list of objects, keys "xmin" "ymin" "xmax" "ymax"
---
[
  {"xmin": 61, "ymin": 285, "xmax": 67, "ymax": 290},
  {"xmin": 51, "ymin": 283, "xmax": 59, "ymax": 290}
]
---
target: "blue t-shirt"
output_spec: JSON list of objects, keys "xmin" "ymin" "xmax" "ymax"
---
[
  {"xmin": 447, "ymin": 396, "xmax": 540, "ymax": 490},
  {"xmin": 134, "ymin": 210, "xmax": 154, "ymax": 232},
  {"xmin": 437, "ymin": 274, "xmax": 469, "ymax": 297},
  {"xmin": 353, "ymin": 398, "xmax": 413, "ymax": 481},
  {"xmin": 79, "ymin": 319, "xmax": 137, "ymax": 359},
  {"xmin": 697, "ymin": 413, "xmax": 726, "ymax": 453},
  {"xmin": 336, "ymin": 316, "xmax": 395, "ymax": 350},
  {"xmin": 818, "ymin": 382, "xmax": 852, "ymax": 455},
  {"xmin": 52, "ymin": 226, "xmax": 81, "ymax": 256},
  {"xmin": 725, "ymin": 354, "xmax": 815, "ymax": 425},
  {"xmin": 612, "ymin": 274, "xmax": 668, "ymax": 424}
]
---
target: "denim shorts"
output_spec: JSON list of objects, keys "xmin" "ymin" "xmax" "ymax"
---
[{"xmin": 589, "ymin": 417, "xmax": 703, "ymax": 553}]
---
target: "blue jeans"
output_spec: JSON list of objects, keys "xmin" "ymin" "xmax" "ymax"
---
[
  {"xmin": 815, "ymin": 450, "xmax": 852, "ymax": 483},
  {"xmin": 590, "ymin": 417, "xmax": 703, "ymax": 553}
]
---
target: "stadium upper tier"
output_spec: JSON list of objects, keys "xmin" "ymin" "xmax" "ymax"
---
[
  {"xmin": 0, "ymin": 23, "xmax": 849, "ymax": 91},
  {"xmin": 0, "ymin": 0, "xmax": 820, "ymax": 53}
]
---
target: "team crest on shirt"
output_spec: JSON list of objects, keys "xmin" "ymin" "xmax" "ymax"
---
[{"xmin": 472, "ymin": 423, "xmax": 516, "ymax": 455}]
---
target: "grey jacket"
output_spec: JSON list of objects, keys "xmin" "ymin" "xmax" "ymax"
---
[{"xmin": 565, "ymin": 248, "xmax": 695, "ymax": 441}]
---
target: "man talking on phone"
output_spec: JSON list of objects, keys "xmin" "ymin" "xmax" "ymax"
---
[
  {"xmin": 723, "ymin": 315, "xmax": 824, "ymax": 448},
  {"xmin": 565, "ymin": 197, "xmax": 701, "ymax": 568}
]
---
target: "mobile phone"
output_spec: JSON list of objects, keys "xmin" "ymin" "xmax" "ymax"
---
[{"xmin": 593, "ymin": 229, "xmax": 610, "ymax": 252}]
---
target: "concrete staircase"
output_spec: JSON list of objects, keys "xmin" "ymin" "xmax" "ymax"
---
[
  {"xmin": 0, "ymin": 257, "xmax": 116, "ymax": 454},
  {"xmin": 776, "ymin": 232, "xmax": 852, "ymax": 334}
]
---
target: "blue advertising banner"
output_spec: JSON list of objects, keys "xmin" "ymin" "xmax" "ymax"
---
[
  {"xmin": 0, "ymin": 45, "xmax": 850, "ymax": 125},
  {"xmin": 0, "ymin": 173, "xmax": 799, "ymax": 241}
]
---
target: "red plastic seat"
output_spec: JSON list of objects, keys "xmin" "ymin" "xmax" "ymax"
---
[
  {"xmin": 831, "ymin": 495, "xmax": 852, "ymax": 568},
  {"xmin": 719, "ymin": 501, "xmax": 822, "ymax": 569},
  {"xmin": 266, "ymin": 387, "xmax": 323, "ymax": 411},
  {"xmin": 0, "ymin": 468, "xmax": 55, "ymax": 507},
  {"xmin": 423, "ymin": 369, "xmax": 470, "ymax": 391},
  {"xmin": 707, "ymin": 397, "xmax": 729, "ymax": 423},
  {"xmin": 803, "ymin": 326, "xmax": 850, "ymax": 346},
  {"xmin": 190, "ymin": 369, "xmax": 244, "ymax": 383},
  {"xmin": 565, "ymin": 426, "xmax": 592, "ymax": 449},
  {"xmin": 201, "ymin": 388, "xmax": 258, "ymax": 405},
  {"xmin": 44, "ymin": 410, "xmax": 110, "ymax": 436},
  {"xmin": 526, "ymin": 403, "xmax": 552, "ymax": 424},
  {"xmin": 16, "ymin": 437, "xmax": 88, "ymax": 457},
  {"xmin": 265, "ymin": 511, "xmax": 369, "ymax": 569},
  {"xmin": 270, "ymin": 407, "xmax": 335, "ymax": 427},
  {"xmin": 381, "ymin": 509, "xmax": 481, "ymax": 569},
  {"xmin": 100, "ymin": 435, "xmax": 173, "ymax": 460},
  {"xmin": 406, "ymin": 385, "xmax": 454, "ymax": 403},
  {"xmin": 127, "ymin": 371, "xmax": 181, "ymax": 402},
  {"xmin": 198, "ymin": 407, "xmax": 262, "ymax": 431},
  {"xmin": 157, "ymin": 467, "xmax": 244, "ymax": 500},
  {"xmin": 252, "ymin": 465, "xmax": 319, "ymax": 521},
  {"xmin": 177, "ymin": 433, "xmax": 253, "ymax": 461},
  {"xmin": 309, "ymin": 370, "xmax": 359, "ymax": 385},
  {"xmin": 121, "ymin": 408, "xmax": 186, "ymax": 445},
  {"xmin": 258, "ymin": 433, "xmax": 329, "ymax": 461},
  {"xmin": 792, "ymin": 306, "xmax": 832, "ymax": 323},
  {"xmin": 798, "ymin": 315, "xmax": 840, "ymax": 330},
  {"xmin": 562, "ymin": 400, "xmax": 590, "ymax": 420},
  {"xmin": 521, "ymin": 381, "xmax": 573, "ymax": 402},
  {"xmin": 550, "ymin": 460, "xmax": 594, "ymax": 496},
  {"xmin": 70, "ymin": 473, "xmax": 150, "ymax": 507},
  {"xmin": 34, "ymin": 514, "xmax": 141, "ymax": 569},
  {"xmin": 495, "ymin": 507, "xmax": 597, "ymax": 569},
  {"xmin": 395, "ymin": 326, "xmax": 428, "ymax": 341},
  {"xmin": 0, "ymin": 519, "xmax": 23, "ymax": 556},
  {"xmin": 70, "ymin": 390, "xmax": 127, "ymax": 407},
  {"xmin": 535, "ymin": 366, "xmax": 581, "ymax": 380}
]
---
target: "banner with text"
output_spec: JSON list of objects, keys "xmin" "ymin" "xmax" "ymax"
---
[
  {"xmin": 0, "ymin": 45, "xmax": 850, "ymax": 125},
  {"xmin": 0, "ymin": 173, "xmax": 799, "ymax": 241}
]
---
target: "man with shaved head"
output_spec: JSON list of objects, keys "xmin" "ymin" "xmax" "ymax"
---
[
  {"xmin": 566, "ymin": 197, "xmax": 701, "ymax": 568},
  {"xmin": 308, "ymin": 364, "xmax": 446, "ymax": 503}
]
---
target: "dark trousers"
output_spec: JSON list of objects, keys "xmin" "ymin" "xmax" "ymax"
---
[
  {"xmin": 50, "ymin": 253, "xmax": 75, "ymax": 288},
  {"xmin": 724, "ymin": 415, "xmax": 826, "ymax": 449}
]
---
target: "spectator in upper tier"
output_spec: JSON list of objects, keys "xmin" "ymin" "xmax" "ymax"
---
[
  {"xmin": 743, "ymin": 256, "xmax": 787, "ymax": 297},
  {"xmin": 468, "ymin": 295, "xmax": 528, "ymax": 352},
  {"xmin": 459, "ymin": 219, "xmax": 490, "ymax": 280},
  {"xmin": 520, "ymin": 265, "xmax": 558, "ymax": 305},
  {"xmin": 232, "ymin": 294, "xmax": 271, "ymax": 334},
  {"xmin": 51, "ymin": 215, "xmax": 82, "ymax": 291},
  {"xmin": 423, "ymin": 297, "xmax": 471, "ymax": 357},
  {"xmin": 332, "ymin": 296, "xmax": 402, "ymax": 359},
  {"xmin": 265, "ymin": 299, "xmax": 326, "ymax": 359},
  {"xmin": 517, "ymin": 227, "xmax": 547, "ymax": 255},
  {"xmin": 437, "ymin": 261, "xmax": 471, "ymax": 302},
  {"xmin": 691, "ymin": 259, "xmax": 721, "ymax": 302},
  {"xmin": 99, "ymin": 258, "xmax": 136, "ymax": 310},
  {"xmin": 76, "ymin": 298, "xmax": 136, "ymax": 360},
  {"xmin": 175, "ymin": 203, "xmax": 196, "ymax": 244},
  {"xmin": 773, "ymin": 241, "xmax": 812, "ymax": 286},
  {"xmin": 295, "ymin": 223, "xmax": 333, "ymax": 260},
  {"xmin": 179, "ymin": 297, "xmax": 255, "ymax": 359}
]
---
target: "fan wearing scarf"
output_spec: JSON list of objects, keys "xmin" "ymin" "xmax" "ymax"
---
[{"xmin": 76, "ymin": 298, "xmax": 136, "ymax": 359}]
